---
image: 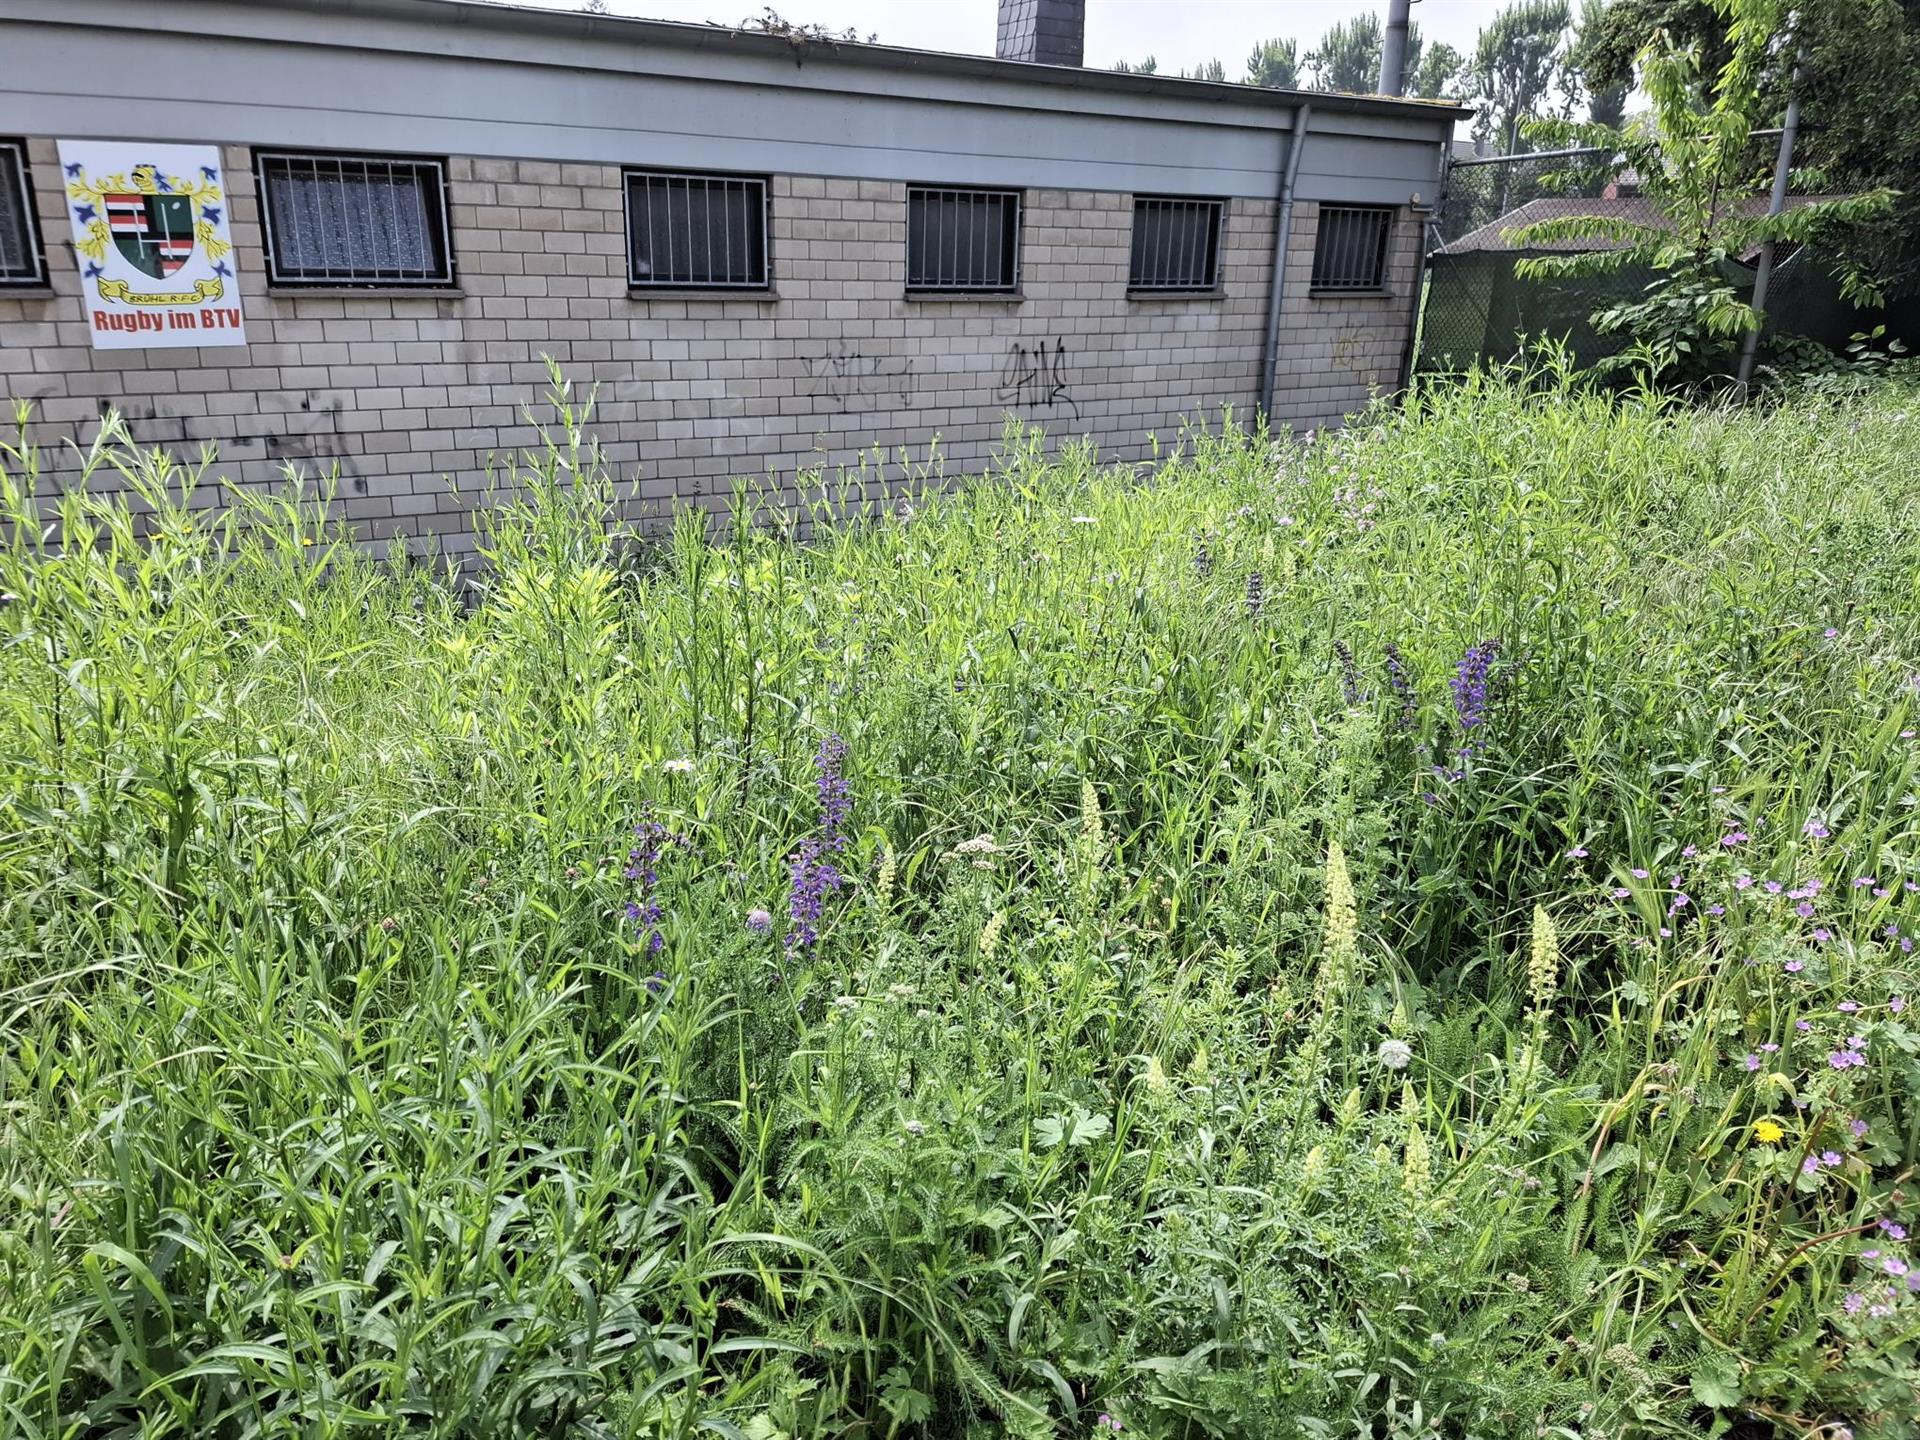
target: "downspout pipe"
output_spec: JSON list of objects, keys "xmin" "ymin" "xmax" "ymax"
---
[{"xmin": 1260, "ymin": 102, "xmax": 1311, "ymax": 425}]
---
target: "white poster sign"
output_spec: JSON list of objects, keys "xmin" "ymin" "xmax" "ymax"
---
[{"xmin": 56, "ymin": 140, "xmax": 246, "ymax": 349}]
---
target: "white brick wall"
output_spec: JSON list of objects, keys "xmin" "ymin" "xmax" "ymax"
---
[{"xmin": 2, "ymin": 140, "xmax": 1417, "ymax": 552}]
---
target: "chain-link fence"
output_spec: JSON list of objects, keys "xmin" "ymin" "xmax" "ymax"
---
[{"xmin": 1414, "ymin": 142, "xmax": 1875, "ymax": 377}]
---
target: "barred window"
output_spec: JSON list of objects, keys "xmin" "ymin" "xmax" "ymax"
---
[
  {"xmin": 1311, "ymin": 205, "xmax": 1395, "ymax": 291},
  {"xmin": 255, "ymin": 150, "xmax": 454, "ymax": 287},
  {"xmin": 1129, "ymin": 196, "xmax": 1223, "ymax": 291},
  {"xmin": 0, "ymin": 139, "xmax": 46, "ymax": 286},
  {"xmin": 906, "ymin": 187, "xmax": 1020, "ymax": 292},
  {"xmin": 625, "ymin": 170, "xmax": 768, "ymax": 289}
]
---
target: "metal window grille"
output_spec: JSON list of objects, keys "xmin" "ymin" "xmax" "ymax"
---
[
  {"xmin": 1312, "ymin": 205, "xmax": 1395, "ymax": 291},
  {"xmin": 0, "ymin": 139, "xmax": 46, "ymax": 286},
  {"xmin": 1129, "ymin": 196, "xmax": 1223, "ymax": 291},
  {"xmin": 906, "ymin": 187, "xmax": 1020, "ymax": 292},
  {"xmin": 255, "ymin": 151, "xmax": 454, "ymax": 287},
  {"xmin": 625, "ymin": 170, "xmax": 768, "ymax": 289}
]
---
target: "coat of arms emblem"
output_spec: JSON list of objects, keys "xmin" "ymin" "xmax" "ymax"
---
[{"xmin": 104, "ymin": 190, "xmax": 198, "ymax": 277}]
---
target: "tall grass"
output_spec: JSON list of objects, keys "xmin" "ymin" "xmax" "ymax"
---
[{"xmin": 1, "ymin": 366, "xmax": 1916, "ymax": 1438}]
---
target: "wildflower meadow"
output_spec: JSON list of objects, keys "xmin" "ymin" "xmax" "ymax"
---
[{"xmin": 1, "ymin": 365, "xmax": 1918, "ymax": 1438}]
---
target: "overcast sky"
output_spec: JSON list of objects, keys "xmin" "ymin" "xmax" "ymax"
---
[{"xmin": 509, "ymin": 1, "xmax": 1514, "ymax": 76}]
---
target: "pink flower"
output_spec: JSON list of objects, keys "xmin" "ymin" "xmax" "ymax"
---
[{"xmin": 1785, "ymin": 959, "xmax": 1805, "ymax": 973}]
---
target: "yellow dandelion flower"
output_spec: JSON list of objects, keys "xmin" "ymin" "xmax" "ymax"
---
[{"xmin": 1752, "ymin": 1119, "xmax": 1785, "ymax": 1145}]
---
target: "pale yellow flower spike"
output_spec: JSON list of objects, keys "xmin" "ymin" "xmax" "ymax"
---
[
  {"xmin": 1080, "ymin": 779, "xmax": 1104, "ymax": 850},
  {"xmin": 1528, "ymin": 904, "xmax": 1559, "ymax": 1015},
  {"xmin": 979, "ymin": 910, "xmax": 1005, "ymax": 960},
  {"xmin": 1403, "ymin": 1126, "xmax": 1432, "ymax": 1197},
  {"xmin": 1322, "ymin": 841, "xmax": 1358, "ymax": 988}
]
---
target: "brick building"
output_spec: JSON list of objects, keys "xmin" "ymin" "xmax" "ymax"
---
[{"xmin": 0, "ymin": 0, "xmax": 1462, "ymax": 553}]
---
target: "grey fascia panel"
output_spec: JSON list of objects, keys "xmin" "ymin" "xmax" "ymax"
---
[
  {"xmin": 0, "ymin": 4, "xmax": 1459, "ymax": 200},
  {"xmin": 5, "ymin": 0, "xmax": 1464, "ymax": 133},
  {"xmin": 1294, "ymin": 136, "xmax": 1446, "ymax": 206}
]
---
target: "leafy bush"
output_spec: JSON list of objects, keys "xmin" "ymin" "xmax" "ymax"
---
[{"xmin": 1, "ymin": 364, "xmax": 1917, "ymax": 1438}]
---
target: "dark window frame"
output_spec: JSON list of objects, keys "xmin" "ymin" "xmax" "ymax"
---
[
  {"xmin": 0, "ymin": 137, "xmax": 48, "ymax": 288},
  {"xmin": 622, "ymin": 167, "xmax": 771, "ymax": 292},
  {"xmin": 1128, "ymin": 195, "xmax": 1225, "ymax": 293},
  {"xmin": 905, "ymin": 185, "xmax": 1022, "ymax": 295},
  {"xmin": 253, "ymin": 147, "xmax": 457, "ymax": 289},
  {"xmin": 1310, "ymin": 204, "xmax": 1396, "ymax": 293}
]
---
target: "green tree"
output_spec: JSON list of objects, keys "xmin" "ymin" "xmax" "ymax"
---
[
  {"xmin": 1307, "ymin": 12, "xmax": 1432, "ymax": 93},
  {"xmin": 1409, "ymin": 40, "xmax": 1466, "ymax": 98},
  {"xmin": 1510, "ymin": 0, "xmax": 1892, "ymax": 384},
  {"xmin": 1181, "ymin": 58, "xmax": 1228, "ymax": 82},
  {"xmin": 1575, "ymin": 0, "xmax": 1724, "ymax": 95},
  {"xmin": 1245, "ymin": 36, "xmax": 1301, "ymax": 88},
  {"xmin": 1571, "ymin": 0, "xmax": 1630, "ymax": 125},
  {"xmin": 1113, "ymin": 55, "xmax": 1159, "ymax": 75},
  {"xmin": 1779, "ymin": 0, "xmax": 1920, "ymax": 298},
  {"xmin": 1308, "ymin": 13, "xmax": 1383, "ymax": 91},
  {"xmin": 1565, "ymin": 0, "xmax": 1920, "ymax": 298},
  {"xmin": 1467, "ymin": 0, "xmax": 1575, "ymax": 153}
]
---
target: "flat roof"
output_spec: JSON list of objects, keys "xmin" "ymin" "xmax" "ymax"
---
[{"xmin": 250, "ymin": 0, "xmax": 1472, "ymax": 126}]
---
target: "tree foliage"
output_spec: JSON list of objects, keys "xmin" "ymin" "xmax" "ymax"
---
[
  {"xmin": 1511, "ymin": 0, "xmax": 1893, "ymax": 384},
  {"xmin": 1466, "ymin": 0, "xmax": 1575, "ymax": 151},
  {"xmin": 1571, "ymin": 0, "xmax": 1630, "ymax": 125},
  {"xmin": 1409, "ymin": 41, "xmax": 1467, "ymax": 99},
  {"xmin": 1554, "ymin": 0, "xmax": 1920, "ymax": 298},
  {"xmin": 1245, "ymin": 36, "xmax": 1301, "ymax": 89}
]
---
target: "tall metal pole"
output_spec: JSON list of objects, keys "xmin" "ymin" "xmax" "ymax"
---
[
  {"xmin": 1380, "ymin": 0, "xmax": 1412, "ymax": 95},
  {"xmin": 1735, "ymin": 52, "xmax": 1803, "ymax": 393}
]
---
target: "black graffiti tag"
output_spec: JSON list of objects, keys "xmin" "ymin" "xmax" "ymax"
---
[{"xmin": 997, "ymin": 337, "xmax": 1079, "ymax": 420}]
